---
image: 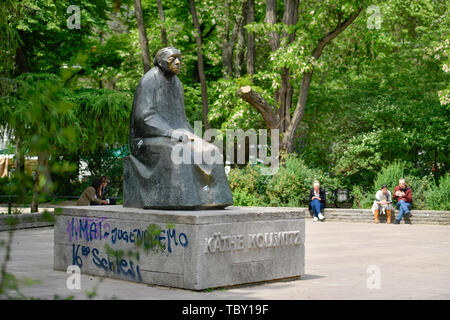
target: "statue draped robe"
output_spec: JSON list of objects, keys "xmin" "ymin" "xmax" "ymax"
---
[{"xmin": 123, "ymin": 66, "xmax": 233, "ymax": 209}]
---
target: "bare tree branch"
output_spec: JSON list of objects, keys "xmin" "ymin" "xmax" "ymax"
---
[
  {"xmin": 237, "ymin": 86, "xmax": 278, "ymax": 129},
  {"xmin": 312, "ymin": 8, "xmax": 362, "ymax": 59}
]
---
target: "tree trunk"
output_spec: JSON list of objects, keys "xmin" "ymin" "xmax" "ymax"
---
[
  {"xmin": 281, "ymin": 0, "xmax": 299, "ymax": 43},
  {"xmin": 189, "ymin": 0, "xmax": 210, "ymax": 130},
  {"xmin": 245, "ymin": 0, "xmax": 255, "ymax": 76},
  {"xmin": 281, "ymin": 8, "xmax": 362, "ymax": 152},
  {"xmin": 14, "ymin": 47, "xmax": 30, "ymax": 75},
  {"xmin": 134, "ymin": 0, "xmax": 151, "ymax": 74},
  {"xmin": 265, "ymin": 0, "xmax": 280, "ymax": 52},
  {"xmin": 156, "ymin": 0, "xmax": 168, "ymax": 46},
  {"xmin": 30, "ymin": 169, "xmax": 39, "ymax": 213},
  {"xmin": 14, "ymin": 31, "xmax": 30, "ymax": 75},
  {"xmin": 277, "ymin": 0, "xmax": 299, "ymax": 132},
  {"xmin": 238, "ymin": 8, "xmax": 362, "ymax": 153},
  {"xmin": 222, "ymin": 1, "xmax": 238, "ymax": 78},
  {"xmin": 30, "ymin": 152, "xmax": 51, "ymax": 213},
  {"xmin": 234, "ymin": 3, "xmax": 247, "ymax": 77},
  {"xmin": 281, "ymin": 72, "xmax": 312, "ymax": 152},
  {"xmin": 14, "ymin": 136, "xmax": 24, "ymax": 174}
]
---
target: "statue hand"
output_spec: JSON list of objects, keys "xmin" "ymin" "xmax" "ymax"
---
[
  {"xmin": 171, "ymin": 129, "xmax": 195, "ymax": 143},
  {"xmin": 179, "ymin": 133, "xmax": 189, "ymax": 143}
]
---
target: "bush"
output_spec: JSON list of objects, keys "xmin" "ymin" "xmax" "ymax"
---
[
  {"xmin": 331, "ymin": 131, "xmax": 384, "ymax": 189},
  {"xmin": 404, "ymin": 174, "xmax": 434, "ymax": 210},
  {"xmin": 425, "ymin": 174, "xmax": 450, "ymax": 211},
  {"xmin": 227, "ymin": 153, "xmax": 341, "ymax": 207},
  {"xmin": 227, "ymin": 164, "xmax": 269, "ymax": 206},
  {"xmin": 373, "ymin": 161, "xmax": 405, "ymax": 193},
  {"xmin": 350, "ymin": 185, "xmax": 374, "ymax": 209},
  {"xmin": 266, "ymin": 154, "xmax": 340, "ymax": 207},
  {"xmin": 231, "ymin": 188, "xmax": 267, "ymax": 207},
  {"xmin": 0, "ymin": 173, "xmax": 34, "ymax": 204}
]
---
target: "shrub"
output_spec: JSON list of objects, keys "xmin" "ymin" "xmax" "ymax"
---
[
  {"xmin": 404, "ymin": 174, "xmax": 434, "ymax": 210},
  {"xmin": 267, "ymin": 154, "xmax": 319, "ymax": 207},
  {"xmin": 373, "ymin": 161, "xmax": 405, "ymax": 193},
  {"xmin": 231, "ymin": 188, "xmax": 267, "ymax": 207},
  {"xmin": 350, "ymin": 185, "xmax": 374, "ymax": 209},
  {"xmin": 0, "ymin": 173, "xmax": 34, "ymax": 205},
  {"xmin": 227, "ymin": 153, "xmax": 341, "ymax": 207},
  {"xmin": 268, "ymin": 154, "xmax": 340, "ymax": 207},
  {"xmin": 227, "ymin": 164, "xmax": 269, "ymax": 206},
  {"xmin": 425, "ymin": 174, "xmax": 450, "ymax": 211}
]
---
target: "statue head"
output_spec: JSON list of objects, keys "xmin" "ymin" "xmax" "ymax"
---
[{"xmin": 153, "ymin": 47, "xmax": 182, "ymax": 75}]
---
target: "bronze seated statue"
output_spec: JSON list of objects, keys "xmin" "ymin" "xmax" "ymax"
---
[{"xmin": 123, "ymin": 47, "xmax": 233, "ymax": 209}]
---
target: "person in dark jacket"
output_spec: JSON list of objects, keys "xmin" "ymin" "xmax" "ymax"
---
[
  {"xmin": 309, "ymin": 180, "xmax": 326, "ymax": 221},
  {"xmin": 94, "ymin": 176, "xmax": 116, "ymax": 205}
]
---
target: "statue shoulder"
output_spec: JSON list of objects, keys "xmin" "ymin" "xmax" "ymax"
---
[
  {"xmin": 174, "ymin": 75, "xmax": 184, "ymax": 90},
  {"xmin": 139, "ymin": 67, "xmax": 160, "ymax": 87}
]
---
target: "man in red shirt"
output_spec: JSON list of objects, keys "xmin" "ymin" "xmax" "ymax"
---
[{"xmin": 393, "ymin": 178, "xmax": 413, "ymax": 224}]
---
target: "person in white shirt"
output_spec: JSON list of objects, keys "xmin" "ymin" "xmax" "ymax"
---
[{"xmin": 371, "ymin": 184, "xmax": 393, "ymax": 224}]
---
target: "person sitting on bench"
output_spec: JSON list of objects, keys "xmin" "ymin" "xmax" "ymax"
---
[
  {"xmin": 309, "ymin": 181, "xmax": 326, "ymax": 222},
  {"xmin": 371, "ymin": 184, "xmax": 393, "ymax": 224},
  {"xmin": 393, "ymin": 178, "xmax": 413, "ymax": 224},
  {"xmin": 77, "ymin": 178, "xmax": 108, "ymax": 206}
]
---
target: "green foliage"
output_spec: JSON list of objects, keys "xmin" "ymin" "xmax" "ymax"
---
[
  {"xmin": 425, "ymin": 174, "xmax": 450, "ymax": 211},
  {"xmin": 350, "ymin": 185, "xmax": 373, "ymax": 209},
  {"xmin": 13, "ymin": 0, "xmax": 109, "ymax": 73},
  {"xmin": 331, "ymin": 130, "xmax": 384, "ymax": 188},
  {"xmin": 228, "ymin": 153, "xmax": 341, "ymax": 207},
  {"xmin": 208, "ymin": 78, "xmax": 265, "ymax": 131},
  {"xmin": 133, "ymin": 223, "xmax": 166, "ymax": 255},
  {"xmin": 0, "ymin": 0, "xmax": 22, "ymax": 78},
  {"xmin": 266, "ymin": 154, "xmax": 340, "ymax": 207},
  {"xmin": 0, "ymin": 174, "xmax": 34, "ymax": 205},
  {"xmin": 70, "ymin": 88, "xmax": 132, "ymax": 153},
  {"xmin": 230, "ymin": 189, "xmax": 265, "ymax": 207},
  {"xmin": 299, "ymin": 0, "xmax": 449, "ymax": 187},
  {"xmin": 373, "ymin": 161, "xmax": 405, "ymax": 194},
  {"xmin": 401, "ymin": 174, "xmax": 432, "ymax": 210},
  {"xmin": 0, "ymin": 72, "xmax": 80, "ymax": 150},
  {"xmin": 227, "ymin": 164, "xmax": 269, "ymax": 206},
  {"xmin": 183, "ymin": 83, "xmax": 204, "ymax": 125}
]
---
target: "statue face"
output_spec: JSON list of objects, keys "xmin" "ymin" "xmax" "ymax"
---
[
  {"xmin": 153, "ymin": 47, "xmax": 182, "ymax": 75},
  {"xmin": 168, "ymin": 54, "xmax": 181, "ymax": 74}
]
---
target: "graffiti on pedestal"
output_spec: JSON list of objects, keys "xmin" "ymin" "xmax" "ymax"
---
[{"xmin": 65, "ymin": 217, "xmax": 189, "ymax": 281}]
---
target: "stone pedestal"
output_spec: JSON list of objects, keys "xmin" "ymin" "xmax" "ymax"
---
[{"xmin": 54, "ymin": 205, "xmax": 305, "ymax": 290}]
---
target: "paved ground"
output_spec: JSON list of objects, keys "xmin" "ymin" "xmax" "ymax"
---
[{"xmin": 1, "ymin": 220, "xmax": 449, "ymax": 300}]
